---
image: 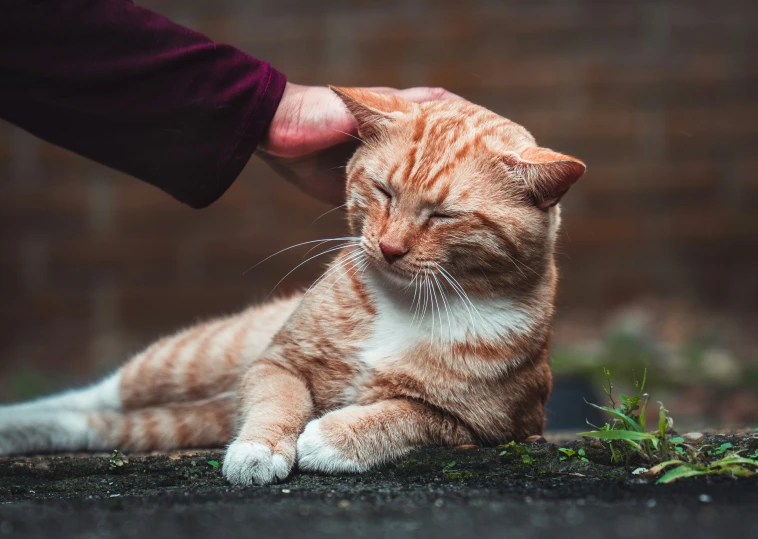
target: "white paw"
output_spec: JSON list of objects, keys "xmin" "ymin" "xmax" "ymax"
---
[
  {"xmin": 222, "ymin": 440, "xmax": 291, "ymax": 486},
  {"xmin": 296, "ymin": 419, "xmax": 365, "ymax": 474}
]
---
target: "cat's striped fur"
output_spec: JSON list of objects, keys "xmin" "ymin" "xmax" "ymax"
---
[{"xmin": 0, "ymin": 88, "xmax": 585, "ymax": 485}]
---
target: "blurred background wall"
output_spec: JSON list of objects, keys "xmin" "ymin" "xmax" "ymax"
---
[{"xmin": 1, "ymin": 0, "xmax": 756, "ymax": 427}]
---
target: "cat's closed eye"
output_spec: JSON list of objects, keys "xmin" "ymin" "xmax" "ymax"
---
[
  {"xmin": 375, "ymin": 185, "xmax": 392, "ymax": 200},
  {"xmin": 429, "ymin": 212, "xmax": 454, "ymax": 221}
]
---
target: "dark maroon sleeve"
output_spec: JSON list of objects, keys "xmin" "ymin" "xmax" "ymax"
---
[{"xmin": 0, "ymin": 0, "xmax": 287, "ymax": 208}]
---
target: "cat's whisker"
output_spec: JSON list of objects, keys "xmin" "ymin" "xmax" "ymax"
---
[
  {"xmin": 437, "ymin": 265, "xmax": 486, "ymax": 325},
  {"xmin": 244, "ymin": 236, "xmax": 360, "ymax": 274},
  {"xmin": 311, "ymin": 203, "xmax": 347, "ymax": 224},
  {"xmin": 419, "ymin": 272, "xmax": 429, "ymax": 329},
  {"xmin": 437, "ymin": 267, "xmax": 480, "ymax": 353},
  {"xmin": 303, "ymin": 248, "xmax": 365, "ymax": 298},
  {"xmin": 432, "ymin": 272, "xmax": 452, "ymax": 336},
  {"xmin": 319, "ymin": 251, "xmax": 369, "ymax": 304},
  {"xmin": 426, "ymin": 274, "xmax": 435, "ymax": 337},
  {"xmin": 428, "ymin": 275, "xmax": 443, "ymax": 341},
  {"xmin": 410, "ymin": 270, "xmax": 421, "ymax": 324},
  {"xmin": 409, "ymin": 270, "xmax": 422, "ymax": 323},
  {"xmin": 428, "ymin": 273, "xmax": 437, "ymax": 343},
  {"xmin": 301, "ymin": 239, "xmax": 360, "ymax": 260},
  {"xmin": 502, "ymin": 250, "xmax": 539, "ymax": 278},
  {"xmin": 268, "ymin": 243, "xmax": 362, "ymax": 298},
  {"xmin": 435, "ymin": 264, "xmax": 480, "ymax": 332},
  {"xmin": 331, "ymin": 129, "xmax": 366, "ymax": 144},
  {"xmin": 431, "ymin": 272, "xmax": 453, "ymax": 341},
  {"xmin": 314, "ymin": 252, "xmax": 364, "ymax": 296},
  {"xmin": 335, "ymin": 259, "xmax": 373, "ymax": 322}
]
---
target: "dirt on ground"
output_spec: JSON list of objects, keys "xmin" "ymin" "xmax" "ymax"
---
[{"xmin": 0, "ymin": 433, "xmax": 756, "ymax": 539}]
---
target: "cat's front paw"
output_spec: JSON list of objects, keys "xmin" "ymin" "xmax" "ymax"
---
[
  {"xmin": 222, "ymin": 440, "xmax": 292, "ymax": 485},
  {"xmin": 296, "ymin": 419, "xmax": 365, "ymax": 474}
]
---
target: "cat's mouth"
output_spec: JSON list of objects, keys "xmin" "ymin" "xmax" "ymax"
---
[{"xmin": 363, "ymin": 250, "xmax": 417, "ymax": 285}]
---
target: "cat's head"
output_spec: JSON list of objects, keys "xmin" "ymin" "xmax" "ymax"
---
[{"xmin": 333, "ymin": 87, "xmax": 585, "ymax": 294}]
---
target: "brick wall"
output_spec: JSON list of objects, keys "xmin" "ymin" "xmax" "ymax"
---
[{"xmin": 1, "ymin": 0, "xmax": 756, "ymax": 392}]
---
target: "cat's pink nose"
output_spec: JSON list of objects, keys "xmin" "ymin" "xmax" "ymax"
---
[{"xmin": 379, "ymin": 241, "xmax": 408, "ymax": 264}]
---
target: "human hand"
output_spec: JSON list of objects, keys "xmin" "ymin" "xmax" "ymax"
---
[{"xmin": 258, "ymin": 83, "xmax": 460, "ymax": 206}]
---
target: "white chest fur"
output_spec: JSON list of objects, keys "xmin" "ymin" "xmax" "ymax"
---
[{"xmin": 356, "ymin": 270, "xmax": 536, "ymax": 369}]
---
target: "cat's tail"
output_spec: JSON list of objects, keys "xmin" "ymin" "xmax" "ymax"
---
[{"xmin": 0, "ymin": 394, "xmax": 236, "ymax": 456}]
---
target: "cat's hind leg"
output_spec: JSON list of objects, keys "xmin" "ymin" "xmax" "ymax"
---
[
  {"xmin": 118, "ymin": 297, "xmax": 300, "ymax": 409},
  {"xmin": 0, "ymin": 394, "xmax": 236, "ymax": 456},
  {"xmin": 1, "ymin": 295, "xmax": 298, "ymax": 418}
]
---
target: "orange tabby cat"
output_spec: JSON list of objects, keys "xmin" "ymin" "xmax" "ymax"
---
[{"xmin": 0, "ymin": 88, "xmax": 585, "ymax": 485}]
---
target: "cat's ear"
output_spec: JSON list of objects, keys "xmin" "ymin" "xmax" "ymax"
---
[
  {"xmin": 330, "ymin": 86, "xmax": 412, "ymax": 139},
  {"xmin": 502, "ymin": 147, "xmax": 586, "ymax": 210}
]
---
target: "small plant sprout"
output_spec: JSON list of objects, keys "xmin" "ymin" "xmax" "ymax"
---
[
  {"xmin": 559, "ymin": 447, "xmax": 589, "ymax": 463},
  {"xmin": 579, "ymin": 368, "xmax": 758, "ymax": 483},
  {"xmin": 108, "ymin": 449, "xmax": 126, "ymax": 471},
  {"xmin": 207, "ymin": 460, "xmax": 221, "ymax": 469},
  {"xmin": 498, "ymin": 441, "xmax": 536, "ymax": 464},
  {"xmin": 707, "ymin": 442, "xmax": 733, "ymax": 457},
  {"xmin": 441, "ymin": 460, "xmax": 472, "ymax": 479},
  {"xmin": 578, "ymin": 368, "xmax": 686, "ymax": 464}
]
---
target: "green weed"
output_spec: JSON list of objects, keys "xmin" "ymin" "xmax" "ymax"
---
[
  {"xmin": 498, "ymin": 440, "xmax": 536, "ymax": 464},
  {"xmin": 441, "ymin": 460, "xmax": 472, "ymax": 479},
  {"xmin": 108, "ymin": 450, "xmax": 126, "ymax": 472},
  {"xmin": 559, "ymin": 447, "xmax": 589, "ymax": 463},
  {"xmin": 707, "ymin": 442, "xmax": 733, "ymax": 456},
  {"xmin": 579, "ymin": 368, "xmax": 758, "ymax": 483},
  {"xmin": 652, "ymin": 455, "xmax": 758, "ymax": 484}
]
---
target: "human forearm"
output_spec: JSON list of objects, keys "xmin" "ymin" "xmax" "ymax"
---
[{"xmin": 0, "ymin": 0, "xmax": 286, "ymax": 208}]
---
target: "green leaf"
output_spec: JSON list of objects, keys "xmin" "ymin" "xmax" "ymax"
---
[
  {"xmin": 560, "ymin": 456, "xmax": 567, "ymax": 461},
  {"xmin": 580, "ymin": 457, "xmax": 589, "ymax": 463},
  {"xmin": 521, "ymin": 454, "xmax": 535, "ymax": 464},
  {"xmin": 712, "ymin": 442, "xmax": 733, "ymax": 455},
  {"xmin": 648, "ymin": 460, "xmax": 686, "ymax": 475},
  {"xmin": 558, "ymin": 448, "xmax": 575, "ymax": 457},
  {"xmin": 442, "ymin": 460, "xmax": 457, "ymax": 472},
  {"xmin": 656, "ymin": 465, "xmax": 711, "ymax": 484},
  {"xmin": 658, "ymin": 403, "xmax": 669, "ymax": 440},
  {"xmin": 578, "ymin": 449, "xmax": 586, "ymax": 456},
  {"xmin": 639, "ymin": 393, "xmax": 649, "ymax": 430},
  {"xmin": 719, "ymin": 465, "xmax": 756, "ymax": 477},
  {"xmin": 584, "ymin": 401, "xmax": 643, "ymax": 432},
  {"xmin": 578, "ymin": 430, "xmax": 656, "ymax": 441},
  {"xmin": 709, "ymin": 456, "xmax": 758, "ymax": 469},
  {"xmin": 670, "ymin": 437, "xmax": 684, "ymax": 444},
  {"xmin": 207, "ymin": 460, "xmax": 220, "ymax": 469}
]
